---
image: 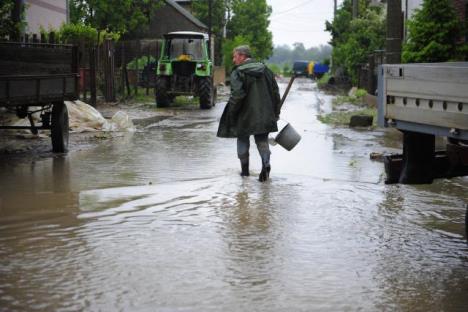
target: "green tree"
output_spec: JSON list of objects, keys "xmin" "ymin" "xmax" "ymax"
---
[
  {"xmin": 282, "ymin": 63, "xmax": 291, "ymax": 77},
  {"xmin": 192, "ymin": 0, "xmax": 228, "ymax": 66},
  {"xmin": 266, "ymin": 63, "xmax": 281, "ymax": 75},
  {"xmin": 69, "ymin": 0, "xmax": 161, "ymax": 36},
  {"xmin": 227, "ymin": 0, "xmax": 273, "ymax": 60},
  {"xmin": 325, "ymin": 0, "xmax": 385, "ymax": 84},
  {"xmin": 223, "ymin": 35, "xmax": 251, "ymax": 71},
  {"xmin": 402, "ymin": 0, "xmax": 467, "ymax": 62},
  {"xmin": 0, "ymin": 0, "xmax": 25, "ymax": 39}
]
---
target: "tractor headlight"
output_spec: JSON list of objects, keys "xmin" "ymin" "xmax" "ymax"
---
[
  {"xmin": 159, "ymin": 64, "xmax": 166, "ymax": 71},
  {"xmin": 196, "ymin": 63, "xmax": 206, "ymax": 71}
]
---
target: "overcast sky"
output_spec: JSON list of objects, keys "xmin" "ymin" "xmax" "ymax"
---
[{"xmin": 267, "ymin": 0, "xmax": 344, "ymax": 48}]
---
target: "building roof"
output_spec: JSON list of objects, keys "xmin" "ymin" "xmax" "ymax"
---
[{"xmin": 165, "ymin": 0, "xmax": 207, "ymax": 30}]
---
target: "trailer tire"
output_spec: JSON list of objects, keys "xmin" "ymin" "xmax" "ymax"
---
[
  {"xmin": 198, "ymin": 77, "xmax": 213, "ymax": 109},
  {"xmin": 51, "ymin": 102, "xmax": 69, "ymax": 153}
]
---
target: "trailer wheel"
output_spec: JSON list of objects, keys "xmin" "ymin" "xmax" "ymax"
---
[
  {"xmin": 198, "ymin": 77, "xmax": 213, "ymax": 109},
  {"xmin": 51, "ymin": 102, "xmax": 69, "ymax": 153}
]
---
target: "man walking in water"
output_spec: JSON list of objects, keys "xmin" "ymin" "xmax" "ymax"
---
[{"xmin": 217, "ymin": 45, "xmax": 281, "ymax": 182}]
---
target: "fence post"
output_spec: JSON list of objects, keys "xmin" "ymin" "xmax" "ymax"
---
[
  {"xmin": 134, "ymin": 40, "xmax": 140, "ymax": 96},
  {"xmin": 120, "ymin": 42, "xmax": 125, "ymax": 98},
  {"xmin": 49, "ymin": 32, "xmax": 55, "ymax": 44},
  {"xmin": 103, "ymin": 39, "xmax": 116, "ymax": 102},
  {"xmin": 146, "ymin": 45, "xmax": 150, "ymax": 95},
  {"xmin": 368, "ymin": 54, "xmax": 375, "ymax": 94},
  {"xmin": 89, "ymin": 46, "xmax": 97, "ymax": 106}
]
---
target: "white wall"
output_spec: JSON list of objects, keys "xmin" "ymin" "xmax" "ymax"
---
[{"xmin": 24, "ymin": 0, "xmax": 68, "ymax": 34}]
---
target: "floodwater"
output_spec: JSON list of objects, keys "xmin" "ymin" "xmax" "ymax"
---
[{"xmin": 1, "ymin": 79, "xmax": 467, "ymax": 311}]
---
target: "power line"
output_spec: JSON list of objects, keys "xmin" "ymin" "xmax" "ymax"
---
[{"xmin": 270, "ymin": 0, "xmax": 315, "ymax": 18}]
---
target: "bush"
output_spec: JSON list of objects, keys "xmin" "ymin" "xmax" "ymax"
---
[
  {"xmin": 127, "ymin": 56, "xmax": 156, "ymax": 70},
  {"xmin": 59, "ymin": 23, "xmax": 98, "ymax": 44},
  {"xmin": 58, "ymin": 23, "xmax": 120, "ymax": 45},
  {"xmin": 326, "ymin": 1, "xmax": 385, "ymax": 84}
]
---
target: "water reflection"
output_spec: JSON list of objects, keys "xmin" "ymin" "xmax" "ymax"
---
[
  {"xmin": 374, "ymin": 179, "xmax": 468, "ymax": 311},
  {"xmin": 0, "ymin": 156, "xmax": 86, "ymax": 311},
  {"xmin": 220, "ymin": 184, "xmax": 278, "ymax": 290},
  {"xmin": 0, "ymin": 80, "xmax": 467, "ymax": 311}
]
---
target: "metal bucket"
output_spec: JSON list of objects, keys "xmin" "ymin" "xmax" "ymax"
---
[{"xmin": 274, "ymin": 122, "xmax": 301, "ymax": 151}]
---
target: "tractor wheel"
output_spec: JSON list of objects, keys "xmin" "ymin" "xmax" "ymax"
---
[
  {"xmin": 155, "ymin": 77, "xmax": 170, "ymax": 108},
  {"xmin": 198, "ymin": 77, "xmax": 213, "ymax": 109},
  {"xmin": 51, "ymin": 102, "xmax": 69, "ymax": 153}
]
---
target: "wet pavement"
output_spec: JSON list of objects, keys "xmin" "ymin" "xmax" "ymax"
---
[{"xmin": 1, "ymin": 79, "xmax": 467, "ymax": 311}]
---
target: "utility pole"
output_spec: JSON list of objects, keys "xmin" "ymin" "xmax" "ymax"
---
[
  {"xmin": 208, "ymin": 0, "xmax": 212, "ymax": 59},
  {"xmin": 334, "ymin": 0, "xmax": 337, "ymax": 17},
  {"xmin": 386, "ymin": 0, "xmax": 403, "ymax": 64},
  {"xmin": 352, "ymin": 0, "xmax": 359, "ymax": 18}
]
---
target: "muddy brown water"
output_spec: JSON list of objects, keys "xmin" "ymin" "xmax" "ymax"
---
[{"xmin": 1, "ymin": 80, "xmax": 467, "ymax": 311}]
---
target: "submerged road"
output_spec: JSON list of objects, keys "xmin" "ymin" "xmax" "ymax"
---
[{"xmin": 0, "ymin": 79, "xmax": 467, "ymax": 311}]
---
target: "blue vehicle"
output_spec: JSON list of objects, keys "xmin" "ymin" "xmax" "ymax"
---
[
  {"xmin": 292, "ymin": 61, "xmax": 309, "ymax": 77},
  {"xmin": 292, "ymin": 60, "xmax": 329, "ymax": 78},
  {"xmin": 312, "ymin": 63, "xmax": 329, "ymax": 79}
]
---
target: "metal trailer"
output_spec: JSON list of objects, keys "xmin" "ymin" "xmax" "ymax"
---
[
  {"xmin": 378, "ymin": 62, "xmax": 468, "ymax": 237},
  {"xmin": 0, "ymin": 42, "xmax": 79, "ymax": 153}
]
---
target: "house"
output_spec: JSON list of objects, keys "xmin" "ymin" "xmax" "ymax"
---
[
  {"xmin": 146, "ymin": 0, "xmax": 207, "ymax": 39},
  {"xmin": 23, "ymin": 0, "xmax": 69, "ymax": 34},
  {"xmin": 174, "ymin": 0, "xmax": 194, "ymax": 13}
]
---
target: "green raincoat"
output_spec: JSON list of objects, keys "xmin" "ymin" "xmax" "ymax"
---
[{"xmin": 217, "ymin": 60, "xmax": 281, "ymax": 138}]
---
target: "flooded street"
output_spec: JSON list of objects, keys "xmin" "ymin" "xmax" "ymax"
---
[{"xmin": 1, "ymin": 80, "xmax": 467, "ymax": 311}]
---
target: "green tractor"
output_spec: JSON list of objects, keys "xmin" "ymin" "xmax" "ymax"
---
[{"xmin": 155, "ymin": 31, "xmax": 216, "ymax": 109}]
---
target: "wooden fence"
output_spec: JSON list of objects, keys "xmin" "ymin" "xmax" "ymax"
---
[{"xmin": 1, "ymin": 33, "xmax": 162, "ymax": 106}]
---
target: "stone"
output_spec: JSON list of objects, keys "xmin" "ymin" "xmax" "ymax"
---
[{"xmin": 349, "ymin": 114, "xmax": 373, "ymax": 127}]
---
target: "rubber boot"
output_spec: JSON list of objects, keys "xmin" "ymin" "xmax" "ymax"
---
[
  {"xmin": 240, "ymin": 161, "xmax": 249, "ymax": 177},
  {"xmin": 258, "ymin": 164, "xmax": 271, "ymax": 182}
]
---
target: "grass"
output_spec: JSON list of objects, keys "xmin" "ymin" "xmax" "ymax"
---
[
  {"xmin": 171, "ymin": 96, "xmax": 199, "ymax": 107},
  {"xmin": 317, "ymin": 86, "xmax": 377, "ymax": 127},
  {"xmin": 332, "ymin": 89, "xmax": 368, "ymax": 108},
  {"xmin": 120, "ymin": 88, "xmax": 198, "ymax": 108},
  {"xmin": 317, "ymin": 107, "xmax": 377, "ymax": 126},
  {"xmin": 134, "ymin": 88, "xmax": 154, "ymax": 103},
  {"xmin": 317, "ymin": 73, "xmax": 331, "ymax": 88}
]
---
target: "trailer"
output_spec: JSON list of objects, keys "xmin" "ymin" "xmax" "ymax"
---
[
  {"xmin": 378, "ymin": 62, "xmax": 468, "ymax": 184},
  {"xmin": 0, "ymin": 42, "xmax": 79, "ymax": 153},
  {"xmin": 378, "ymin": 62, "xmax": 468, "ymax": 237}
]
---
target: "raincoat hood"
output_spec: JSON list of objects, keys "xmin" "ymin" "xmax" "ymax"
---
[
  {"xmin": 235, "ymin": 61, "xmax": 266, "ymax": 77},
  {"xmin": 217, "ymin": 60, "xmax": 281, "ymax": 138}
]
